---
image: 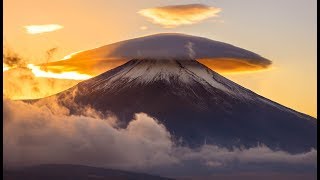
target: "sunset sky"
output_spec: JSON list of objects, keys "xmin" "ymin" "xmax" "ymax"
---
[{"xmin": 3, "ymin": 0, "xmax": 317, "ymax": 117}]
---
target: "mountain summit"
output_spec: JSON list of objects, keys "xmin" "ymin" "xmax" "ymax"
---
[{"xmin": 40, "ymin": 59, "xmax": 316, "ymax": 153}]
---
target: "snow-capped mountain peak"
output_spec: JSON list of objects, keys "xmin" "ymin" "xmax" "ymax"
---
[
  {"xmin": 34, "ymin": 58, "xmax": 316, "ymax": 153},
  {"xmin": 79, "ymin": 59, "xmax": 253, "ymax": 99}
]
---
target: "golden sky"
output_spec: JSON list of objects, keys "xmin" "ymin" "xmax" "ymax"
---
[{"xmin": 3, "ymin": 0, "xmax": 317, "ymax": 117}]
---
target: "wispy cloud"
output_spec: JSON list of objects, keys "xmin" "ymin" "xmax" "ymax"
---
[
  {"xmin": 24, "ymin": 24, "xmax": 63, "ymax": 34},
  {"xmin": 138, "ymin": 4, "xmax": 221, "ymax": 28},
  {"xmin": 27, "ymin": 64, "xmax": 92, "ymax": 80}
]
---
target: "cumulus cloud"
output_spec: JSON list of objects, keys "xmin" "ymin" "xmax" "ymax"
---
[
  {"xmin": 3, "ymin": 98, "xmax": 316, "ymax": 176},
  {"xmin": 3, "ymin": 98, "xmax": 176, "ymax": 170},
  {"xmin": 138, "ymin": 4, "xmax": 221, "ymax": 28}
]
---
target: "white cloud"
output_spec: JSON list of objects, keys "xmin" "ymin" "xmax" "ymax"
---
[
  {"xmin": 3, "ymin": 98, "xmax": 316, "ymax": 176},
  {"xmin": 24, "ymin": 24, "xmax": 63, "ymax": 34}
]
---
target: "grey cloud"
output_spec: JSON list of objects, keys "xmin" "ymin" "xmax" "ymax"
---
[{"xmin": 3, "ymin": 98, "xmax": 316, "ymax": 176}]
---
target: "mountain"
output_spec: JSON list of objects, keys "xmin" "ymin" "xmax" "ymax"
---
[
  {"xmin": 37, "ymin": 59, "xmax": 316, "ymax": 153},
  {"xmin": 3, "ymin": 164, "xmax": 174, "ymax": 180}
]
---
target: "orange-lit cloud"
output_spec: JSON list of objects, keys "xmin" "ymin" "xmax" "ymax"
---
[
  {"xmin": 198, "ymin": 58, "xmax": 272, "ymax": 74},
  {"xmin": 40, "ymin": 58, "xmax": 128, "ymax": 75},
  {"xmin": 27, "ymin": 64, "xmax": 92, "ymax": 80},
  {"xmin": 2, "ymin": 33, "xmax": 272, "ymax": 100},
  {"xmin": 138, "ymin": 4, "xmax": 221, "ymax": 28},
  {"xmin": 24, "ymin": 24, "xmax": 63, "ymax": 34},
  {"xmin": 22, "ymin": 55, "xmax": 270, "ymax": 84},
  {"xmin": 3, "ymin": 67, "xmax": 80, "ymax": 100},
  {"xmin": 3, "ymin": 64, "xmax": 10, "ymax": 72},
  {"xmin": 62, "ymin": 50, "xmax": 87, "ymax": 60},
  {"xmin": 3, "ymin": 57, "xmax": 127, "ymax": 99},
  {"xmin": 46, "ymin": 33, "xmax": 271, "ymax": 78}
]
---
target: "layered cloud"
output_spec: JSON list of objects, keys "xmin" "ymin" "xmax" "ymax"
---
[
  {"xmin": 46, "ymin": 33, "xmax": 271, "ymax": 75},
  {"xmin": 3, "ymin": 98, "xmax": 316, "ymax": 176},
  {"xmin": 3, "ymin": 33, "xmax": 272, "ymax": 99},
  {"xmin": 27, "ymin": 64, "xmax": 92, "ymax": 80},
  {"xmin": 24, "ymin": 24, "xmax": 63, "ymax": 34},
  {"xmin": 138, "ymin": 4, "xmax": 221, "ymax": 28}
]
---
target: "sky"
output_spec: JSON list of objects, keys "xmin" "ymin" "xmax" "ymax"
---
[{"xmin": 3, "ymin": 0, "xmax": 317, "ymax": 117}]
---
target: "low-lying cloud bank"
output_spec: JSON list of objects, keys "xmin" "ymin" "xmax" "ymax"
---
[{"xmin": 3, "ymin": 98, "xmax": 316, "ymax": 176}]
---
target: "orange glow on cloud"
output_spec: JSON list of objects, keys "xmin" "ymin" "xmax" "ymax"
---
[
  {"xmin": 24, "ymin": 24, "xmax": 63, "ymax": 34},
  {"xmin": 42, "ymin": 58, "xmax": 128, "ymax": 75},
  {"xmin": 3, "ymin": 67, "xmax": 80, "ymax": 100},
  {"xmin": 62, "ymin": 50, "xmax": 88, "ymax": 60},
  {"xmin": 139, "ymin": 4, "xmax": 221, "ymax": 28},
  {"xmin": 27, "ymin": 64, "xmax": 92, "ymax": 80},
  {"xmin": 24, "ymin": 57, "xmax": 269, "ymax": 81},
  {"xmin": 3, "ymin": 64, "xmax": 10, "ymax": 71},
  {"xmin": 198, "ymin": 58, "xmax": 272, "ymax": 74},
  {"xmin": 3, "ymin": 58, "xmax": 315, "ymax": 117}
]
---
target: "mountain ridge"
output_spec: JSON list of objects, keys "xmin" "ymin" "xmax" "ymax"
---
[{"xmin": 32, "ymin": 58, "xmax": 316, "ymax": 153}]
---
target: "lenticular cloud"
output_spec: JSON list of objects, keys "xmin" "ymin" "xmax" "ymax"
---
[
  {"xmin": 38, "ymin": 33, "xmax": 272, "ymax": 78},
  {"xmin": 138, "ymin": 4, "xmax": 221, "ymax": 28}
]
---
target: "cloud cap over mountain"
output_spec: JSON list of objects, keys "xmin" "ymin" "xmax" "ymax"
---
[
  {"xmin": 3, "ymin": 33, "xmax": 272, "ymax": 100},
  {"xmin": 43, "ymin": 33, "xmax": 272, "ymax": 76}
]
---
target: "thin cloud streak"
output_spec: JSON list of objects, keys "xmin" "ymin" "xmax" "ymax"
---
[
  {"xmin": 24, "ymin": 24, "xmax": 63, "ymax": 34},
  {"xmin": 27, "ymin": 64, "xmax": 92, "ymax": 80}
]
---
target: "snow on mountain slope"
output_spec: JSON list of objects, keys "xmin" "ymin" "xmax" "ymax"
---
[
  {"xmin": 84, "ymin": 59, "xmax": 233, "ymax": 96},
  {"xmin": 79, "ymin": 59, "xmax": 311, "ymax": 117},
  {"xmin": 34, "ymin": 58, "xmax": 316, "ymax": 153}
]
